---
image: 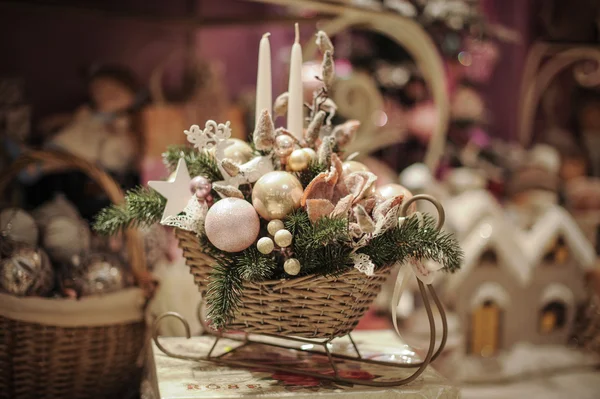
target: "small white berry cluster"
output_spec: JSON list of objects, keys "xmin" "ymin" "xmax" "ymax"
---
[{"xmin": 256, "ymin": 219, "xmax": 301, "ymax": 276}]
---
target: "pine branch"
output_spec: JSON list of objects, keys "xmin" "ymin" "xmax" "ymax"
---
[
  {"xmin": 284, "ymin": 209, "xmax": 352, "ymax": 276},
  {"xmin": 126, "ymin": 186, "xmax": 166, "ymax": 223},
  {"xmin": 162, "ymin": 145, "xmax": 223, "ymax": 182},
  {"xmin": 93, "ymin": 186, "xmax": 165, "ymax": 235},
  {"xmin": 311, "ymin": 216, "xmax": 349, "ymax": 246},
  {"xmin": 93, "ymin": 204, "xmax": 130, "ymax": 235},
  {"xmin": 235, "ymin": 246, "xmax": 278, "ymax": 282},
  {"xmin": 206, "ymin": 260, "xmax": 243, "ymax": 330},
  {"xmin": 359, "ymin": 214, "xmax": 463, "ymax": 272},
  {"xmin": 284, "ymin": 207, "xmax": 312, "ymax": 237},
  {"xmin": 187, "ymin": 151, "xmax": 222, "ymax": 182},
  {"xmin": 162, "ymin": 145, "xmax": 194, "ymax": 172}
]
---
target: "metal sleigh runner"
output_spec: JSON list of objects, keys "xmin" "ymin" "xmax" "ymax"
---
[{"xmin": 93, "ymin": 27, "xmax": 462, "ymax": 387}]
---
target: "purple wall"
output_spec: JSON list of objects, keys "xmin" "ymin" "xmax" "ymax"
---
[
  {"xmin": 0, "ymin": 0, "xmax": 533, "ymax": 141},
  {"xmin": 482, "ymin": 0, "xmax": 535, "ymax": 141},
  {"xmin": 0, "ymin": 0, "xmax": 316, "ymax": 134}
]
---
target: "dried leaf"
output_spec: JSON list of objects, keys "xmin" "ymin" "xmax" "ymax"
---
[
  {"xmin": 301, "ymin": 161, "xmax": 340, "ymax": 206},
  {"xmin": 316, "ymin": 31, "xmax": 334, "ymax": 55},
  {"xmin": 373, "ymin": 195, "xmax": 405, "ymax": 222},
  {"xmin": 332, "ymin": 120, "xmax": 360, "ymax": 148},
  {"xmin": 273, "ymin": 92, "xmax": 289, "ymax": 117},
  {"xmin": 331, "ymin": 194, "xmax": 354, "ymax": 218},
  {"xmin": 318, "ymin": 136, "xmax": 336, "ymax": 165},
  {"xmin": 344, "ymin": 171, "xmax": 377, "ymax": 204},
  {"xmin": 353, "ymin": 204, "xmax": 375, "ymax": 234},
  {"xmin": 221, "ymin": 158, "xmax": 240, "ymax": 177},
  {"xmin": 305, "ymin": 110, "xmax": 326, "ymax": 145},
  {"xmin": 212, "ymin": 183, "xmax": 244, "ymax": 199},
  {"xmin": 306, "ymin": 199, "xmax": 335, "ymax": 223},
  {"xmin": 321, "ymin": 50, "xmax": 335, "ymax": 91}
]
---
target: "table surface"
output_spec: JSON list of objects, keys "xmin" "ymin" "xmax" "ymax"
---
[
  {"xmin": 146, "ymin": 330, "xmax": 459, "ymax": 399},
  {"xmin": 146, "ymin": 330, "xmax": 600, "ymax": 399}
]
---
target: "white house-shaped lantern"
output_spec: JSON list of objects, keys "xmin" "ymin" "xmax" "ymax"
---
[
  {"xmin": 444, "ymin": 215, "xmax": 530, "ymax": 357},
  {"xmin": 444, "ymin": 204, "xmax": 596, "ymax": 357}
]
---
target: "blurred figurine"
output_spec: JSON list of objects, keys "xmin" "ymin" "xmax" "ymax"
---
[{"xmin": 25, "ymin": 65, "xmax": 145, "ymax": 221}]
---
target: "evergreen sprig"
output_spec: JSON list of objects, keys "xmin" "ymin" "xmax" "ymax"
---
[
  {"xmin": 358, "ymin": 213, "xmax": 463, "ymax": 272},
  {"xmin": 162, "ymin": 145, "xmax": 223, "ymax": 182},
  {"xmin": 206, "ymin": 261, "xmax": 243, "ymax": 329},
  {"xmin": 93, "ymin": 186, "xmax": 165, "ymax": 235},
  {"xmin": 284, "ymin": 209, "xmax": 353, "ymax": 276},
  {"xmin": 200, "ymin": 237, "xmax": 278, "ymax": 329},
  {"xmin": 235, "ymin": 246, "xmax": 278, "ymax": 282},
  {"xmin": 311, "ymin": 216, "xmax": 349, "ymax": 246}
]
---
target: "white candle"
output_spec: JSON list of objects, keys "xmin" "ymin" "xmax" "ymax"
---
[
  {"xmin": 287, "ymin": 23, "xmax": 304, "ymax": 140},
  {"xmin": 256, "ymin": 32, "xmax": 272, "ymax": 126}
]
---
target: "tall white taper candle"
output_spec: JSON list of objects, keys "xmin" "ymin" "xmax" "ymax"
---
[
  {"xmin": 287, "ymin": 23, "xmax": 304, "ymax": 140},
  {"xmin": 255, "ymin": 32, "xmax": 272, "ymax": 126}
]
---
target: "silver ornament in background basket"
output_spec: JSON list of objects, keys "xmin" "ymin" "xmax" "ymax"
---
[
  {"xmin": 0, "ymin": 207, "xmax": 39, "ymax": 248},
  {"xmin": 59, "ymin": 252, "xmax": 131, "ymax": 298},
  {"xmin": 0, "ymin": 245, "xmax": 54, "ymax": 296}
]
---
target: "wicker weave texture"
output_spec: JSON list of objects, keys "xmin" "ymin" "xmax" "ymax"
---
[
  {"xmin": 0, "ymin": 317, "xmax": 145, "ymax": 399},
  {"xmin": 0, "ymin": 150, "xmax": 150, "ymax": 399},
  {"xmin": 176, "ymin": 229, "xmax": 391, "ymax": 338}
]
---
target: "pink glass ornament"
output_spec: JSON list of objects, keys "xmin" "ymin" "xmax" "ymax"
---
[
  {"xmin": 204, "ymin": 198, "xmax": 260, "ymax": 253},
  {"xmin": 190, "ymin": 176, "xmax": 212, "ymax": 199}
]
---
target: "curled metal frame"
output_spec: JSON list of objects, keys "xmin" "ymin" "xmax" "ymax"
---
[
  {"xmin": 518, "ymin": 41, "xmax": 600, "ymax": 146},
  {"xmin": 152, "ymin": 195, "xmax": 450, "ymax": 387}
]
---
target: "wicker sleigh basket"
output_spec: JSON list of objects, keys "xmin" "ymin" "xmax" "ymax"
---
[
  {"xmin": 176, "ymin": 229, "xmax": 392, "ymax": 339},
  {"xmin": 0, "ymin": 150, "xmax": 151, "ymax": 399}
]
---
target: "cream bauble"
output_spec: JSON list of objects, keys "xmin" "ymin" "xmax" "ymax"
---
[
  {"xmin": 302, "ymin": 148, "xmax": 317, "ymax": 161},
  {"xmin": 376, "ymin": 184, "xmax": 416, "ymax": 213},
  {"xmin": 275, "ymin": 135, "xmax": 295, "ymax": 158},
  {"xmin": 224, "ymin": 138, "xmax": 254, "ymax": 164},
  {"xmin": 342, "ymin": 160, "xmax": 370, "ymax": 175},
  {"xmin": 0, "ymin": 208, "xmax": 38, "ymax": 247},
  {"xmin": 288, "ymin": 149, "xmax": 312, "ymax": 171},
  {"xmin": 274, "ymin": 229, "xmax": 293, "ymax": 247},
  {"xmin": 284, "ymin": 258, "xmax": 301, "ymax": 276},
  {"xmin": 43, "ymin": 216, "xmax": 91, "ymax": 264},
  {"xmin": 267, "ymin": 219, "xmax": 285, "ymax": 236},
  {"xmin": 257, "ymin": 237, "xmax": 274, "ymax": 254},
  {"xmin": 204, "ymin": 198, "xmax": 260, "ymax": 252},
  {"xmin": 209, "ymin": 138, "xmax": 254, "ymax": 165},
  {"xmin": 252, "ymin": 172, "xmax": 303, "ymax": 221}
]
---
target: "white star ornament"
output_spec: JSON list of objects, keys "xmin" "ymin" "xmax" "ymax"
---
[{"xmin": 148, "ymin": 158, "xmax": 193, "ymax": 223}]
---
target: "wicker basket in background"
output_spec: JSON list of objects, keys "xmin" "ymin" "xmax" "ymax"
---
[
  {"xmin": 176, "ymin": 229, "xmax": 392, "ymax": 339},
  {"xmin": 0, "ymin": 150, "xmax": 151, "ymax": 399}
]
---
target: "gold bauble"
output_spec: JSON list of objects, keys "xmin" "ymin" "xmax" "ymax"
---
[
  {"xmin": 342, "ymin": 160, "xmax": 370, "ymax": 175},
  {"xmin": 257, "ymin": 237, "xmax": 274, "ymax": 254},
  {"xmin": 284, "ymin": 258, "xmax": 301, "ymax": 276},
  {"xmin": 252, "ymin": 171, "xmax": 303, "ymax": 221},
  {"xmin": 274, "ymin": 229, "xmax": 293, "ymax": 247},
  {"xmin": 376, "ymin": 184, "xmax": 416, "ymax": 213},
  {"xmin": 288, "ymin": 149, "xmax": 312, "ymax": 171},
  {"xmin": 267, "ymin": 219, "xmax": 285, "ymax": 236},
  {"xmin": 224, "ymin": 138, "xmax": 254, "ymax": 164}
]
